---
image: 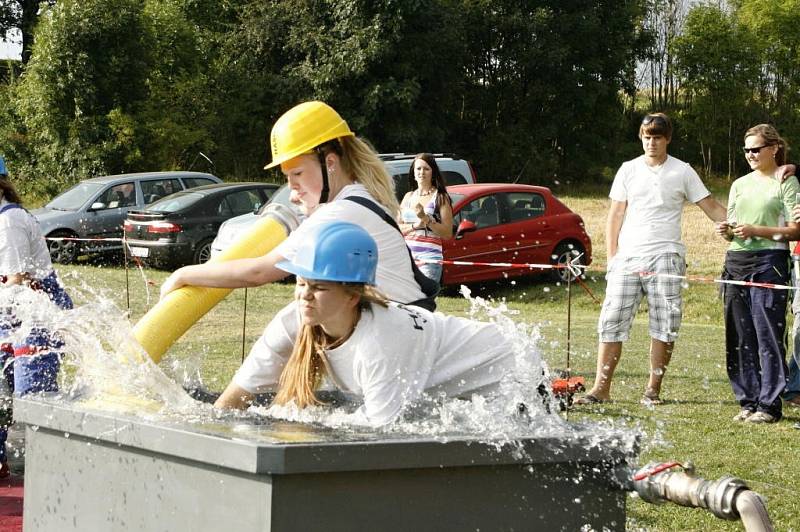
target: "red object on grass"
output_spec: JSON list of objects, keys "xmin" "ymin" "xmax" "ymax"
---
[{"xmin": 0, "ymin": 474, "xmax": 23, "ymax": 532}]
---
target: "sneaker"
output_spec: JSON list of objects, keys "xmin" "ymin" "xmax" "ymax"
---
[
  {"xmin": 745, "ymin": 411, "xmax": 779, "ymax": 424},
  {"xmin": 733, "ymin": 409, "xmax": 754, "ymax": 421}
]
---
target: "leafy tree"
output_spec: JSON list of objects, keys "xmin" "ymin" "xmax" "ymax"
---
[
  {"xmin": 454, "ymin": 0, "xmax": 648, "ymax": 181},
  {"xmin": 0, "ymin": 0, "xmax": 56, "ymax": 63},
  {"xmin": 7, "ymin": 0, "xmax": 217, "ymax": 194},
  {"xmin": 736, "ymin": 0, "xmax": 800, "ymax": 145},
  {"xmin": 672, "ymin": 4, "xmax": 759, "ymax": 177}
]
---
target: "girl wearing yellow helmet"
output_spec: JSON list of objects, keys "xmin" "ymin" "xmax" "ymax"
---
[{"xmin": 162, "ymin": 101, "xmax": 430, "ymax": 306}]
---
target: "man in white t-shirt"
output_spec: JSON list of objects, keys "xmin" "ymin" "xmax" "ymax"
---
[{"xmin": 576, "ymin": 113, "xmax": 726, "ymax": 406}]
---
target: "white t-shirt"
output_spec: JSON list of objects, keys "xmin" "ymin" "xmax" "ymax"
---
[
  {"xmin": 275, "ymin": 184, "xmax": 424, "ymax": 304},
  {"xmin": 609, "ymin": 155, "xmax": 710, "ymax": 258},
  {"xmin": 0, "ymin": 199, "xmax": 53, "ymax": 278},
  {"xmin": 234, "ymin": 301, "xmax": 517, "ymax": 426}
]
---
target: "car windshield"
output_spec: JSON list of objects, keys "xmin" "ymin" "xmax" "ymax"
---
[
  {"xmin": 147, "ymin": 192, "xmax": 205, "ymax": 213},
  {"xmin": 257, "ymin": 184, "xmax": 297, "ymax": 214},
  {"xmin": 449, "ymin": 193, "xmax": 465, "ymax": 205},
  {"xmin": 46, "ymin": 182, "xmax": 106, "ymax": 210}
]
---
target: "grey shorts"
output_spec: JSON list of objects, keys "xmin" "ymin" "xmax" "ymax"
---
[{"xmin": 597, "ymin": 253, "xmax": 686, "ymax": 343}]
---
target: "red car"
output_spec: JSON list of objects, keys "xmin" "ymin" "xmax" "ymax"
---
[{"xmin": 442, "ymin": 184, "xmax": 592, "ymax": 285}]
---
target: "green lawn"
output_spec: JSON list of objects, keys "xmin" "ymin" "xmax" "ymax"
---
[{"xmin": 56, "ymin": 256, "xmax": 799, "ymax": 532}]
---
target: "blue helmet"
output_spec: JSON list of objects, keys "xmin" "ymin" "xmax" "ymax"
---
[
  {"xmin": 0, "ymin": 156, "xmax": 7, "ymax": 177},
  {"xmin": 276, "ymin": 222, "xmax": 378, "ymax": 284}
]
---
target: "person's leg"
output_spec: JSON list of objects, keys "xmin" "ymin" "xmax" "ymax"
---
[
  {"xmin": 750, "ymin": 283, "xmax": 788, "ymax": 420},
  {"xmin": 784, "ymin": 286, "xmax": 800, "ymax": 404},
  {"xmin": 581, "ymin": 259, "xmax": 643, "ymax": 402},
  {"xmin": 642, "ymin": 253, "xmax": 683, "ymax": 400},
  {"xmin": 724, "ymin": 284, "xmax": 759, "ymax": 412},
  {"xmin": 645, "ymin": 339, "xmax": 674, "ymax": 399},
  {"xmin": 582, "ymin": 341, "xmax": 623, "ymax": 401},
  {"xmin": 418, "ymin": 262, "xmax": 442, "ymax": 284}
]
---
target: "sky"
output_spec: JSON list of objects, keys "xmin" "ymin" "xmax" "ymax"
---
[{"xmin": 1, "ymin": 30, "xmax": 22, "ymax": 61}]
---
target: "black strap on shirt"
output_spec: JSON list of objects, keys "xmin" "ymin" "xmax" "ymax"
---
[
  {"xmin": 0, "ymin": 203, "xmax": 21, "ymax": 215},
  {"xmin": 343, "ymin": 196, "xmax": 438, "ymax": 311}
]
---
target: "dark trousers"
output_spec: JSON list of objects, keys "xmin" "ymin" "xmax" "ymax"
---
[{"xmin": 724, "ymin": 254, "xmax": 789, "ymax": 418}]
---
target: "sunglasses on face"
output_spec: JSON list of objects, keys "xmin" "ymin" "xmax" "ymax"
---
[
  {"xmin": 641, "ymin": 115, "xmax": 667, "ymax": 126},
  {"xmin": 742, "ymin": 145, "xmax": 770, "ymax": 155}
]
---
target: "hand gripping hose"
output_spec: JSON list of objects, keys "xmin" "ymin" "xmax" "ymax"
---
[{"xmin": 133, "ymin": 203, "xmax": 300, "ymax": 363}]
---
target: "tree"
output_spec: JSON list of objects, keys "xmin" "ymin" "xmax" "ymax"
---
[
  {"xmin": 0, "ymin": 1, "xmax": 56, "ymax": 63},
  {"xmin": 672, "ymin": 4, "xmax": 759, "ymax": 177},
  {"xmin": 9, "ymin": 0, "xmax": 214, "ymax": 193}
]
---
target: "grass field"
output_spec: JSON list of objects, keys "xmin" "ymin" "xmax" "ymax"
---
[{"xmin": 54, "ymin": 188, "xmax": 800, "ymax": 531}]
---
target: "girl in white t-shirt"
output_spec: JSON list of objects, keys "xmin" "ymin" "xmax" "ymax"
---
[{"xmin": 217, "ymin": 222, "xmax": 515, "ymax": 426}]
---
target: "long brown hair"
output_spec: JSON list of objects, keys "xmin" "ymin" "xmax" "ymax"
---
[
  {"xmin": 745, "ymin": 124, "xmax": 787, "ymax": 166},
  {"xmin": 273, "ymin": 284, "xmax": 389, "ymax": 408},
  {"xmin": 0, "ymin": 177, "xmax": 22, "ymax": 205},
  {"xmin": 407, "ymin": 153, "xmax": 452, "ymax": 210}
]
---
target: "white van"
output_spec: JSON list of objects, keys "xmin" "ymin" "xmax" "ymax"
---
[{"xmin": 210, "ymin": 154, "xmax": 476, "ymax": 258}]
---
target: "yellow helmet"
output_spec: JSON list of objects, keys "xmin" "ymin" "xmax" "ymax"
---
[{"xmin": 264, "ymin": 101, "xmax": 355, "ymax": 169}]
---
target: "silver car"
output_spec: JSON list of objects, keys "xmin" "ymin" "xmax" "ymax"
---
[{"xmin": 32, "ymin": 171, "xmax": 222, "ymax": 264}]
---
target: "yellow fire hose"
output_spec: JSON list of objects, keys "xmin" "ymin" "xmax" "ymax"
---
[{"xmin": 132, "ymin": 204, "xmax": 300, "ymax": 363}]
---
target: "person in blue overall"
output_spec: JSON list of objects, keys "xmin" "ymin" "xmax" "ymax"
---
[{"xmin": 0, "ymin": 156, "xmax": 73, "ymax": 476}]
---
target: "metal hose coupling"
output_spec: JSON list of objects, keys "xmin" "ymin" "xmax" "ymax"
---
[
  {"xmin": 632, "ymin": 461, "xmax": 749, "ymax": 520},
  {"xmin": 262, "ymin": 203, "xmax": 302, "ymax": 234}
]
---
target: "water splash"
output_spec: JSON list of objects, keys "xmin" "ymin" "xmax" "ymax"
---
[{"xmin": 1, "ymin": 279, "xmax": 640, "ymax": 463}]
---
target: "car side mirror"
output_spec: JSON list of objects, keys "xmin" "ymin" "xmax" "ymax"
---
[
  {"xmin": 456, "ymin": 219, "xmax": 477, "ymax": 238},
  {"xmin": 89, "ymin": 202, "xmax": 106, "ymax": 211}
]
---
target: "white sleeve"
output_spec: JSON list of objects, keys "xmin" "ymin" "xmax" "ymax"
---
[
  {"xmin": 683, "ymin": 163, "xmax": 711, "ymax": 203},
  {"xmin": 274, "ymin": 203, "xmax": 343, "ymax": 261},
  {"xmin": 233, "ymin": 301, "xmax": 300, "ymax": 393},
  {"xmin": 0, "ymin": 216, "xmax": 33, "ymax": 274},
  {"xmin": 608, "ymin": 163, "xmax": 629, "ymax": 202}
]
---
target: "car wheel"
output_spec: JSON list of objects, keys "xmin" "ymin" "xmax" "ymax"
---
[
  {"xmin": 550, "ymin": 242, "xmax": 586, "ymax": 283},
  {"xmin": 47, "ymin": 230, "xmax": 80, "ymax": 265},
  {"xmin": 193, "ymin": 238, "xmax": 214, "ymax": 265}
]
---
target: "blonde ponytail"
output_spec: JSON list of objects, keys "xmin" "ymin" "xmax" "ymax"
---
[{"xmin": 338, "ymin": 136, "xmax": 401, "ymax": 218}]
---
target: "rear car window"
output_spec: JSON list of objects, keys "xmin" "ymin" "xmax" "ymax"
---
[
  {"xmin": 142, "ymin": 179, "xmax": 182, "ymax": 204},
  {"xmin": 182, "ymin": 177, "xmax": 218, "ymax": 188},
  {"xmin": 220, "ymin": 189, "xmax": 264, "ymax": 216},
  {"xmin": 149, "ymin": 192, "xmax": 204, "ymax": 213}
]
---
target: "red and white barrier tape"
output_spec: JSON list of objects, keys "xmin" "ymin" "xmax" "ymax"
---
[
  {"xmin": 46, "ymin": 236, "xmax": 124, "ymax": 242},
  {"xmin": 418, "ymin": 257, "xmax": 799, "ymax": 291},
  {"xmin": 45, "ymin": 236, "xmax": 797, "ymax": 292}
]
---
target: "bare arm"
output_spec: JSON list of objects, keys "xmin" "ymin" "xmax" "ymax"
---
[
  {"xmin": 420, "ymin": 201, "xmax": 454, "ymax": 239},
  {"xmin": 1, "ymin": 273, "xmax": 27, "ymax": 286},
  {"xmin": 732, "ymin": 221, "xmax": 800, "ymax": 242},
  {"xmin": 606, "ymin": 200, "xmax": 626, "ymax": 261},
  {"xmin": 695, "ymin": 196, "xmax": 727, "ymax": 223},
  {"xmin": 160, "ymin": 248, "xmax": 288, "ymax": 298},
  {"xmin": 213, "ymin": 382, "xmax": 255, "ymax": 410},
  {"xmin": 777, "ymin": 164, "xmax": 796, "ymax": 182}
]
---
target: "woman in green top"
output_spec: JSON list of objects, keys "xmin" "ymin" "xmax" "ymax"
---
[{"xmin": 716, "ymin": 124, "xmax": 800, "ymax": 424}]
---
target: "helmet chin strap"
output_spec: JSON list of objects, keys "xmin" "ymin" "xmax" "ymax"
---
[{"xmin": 317, "ymin": 150, "xmax": 330, "ymax": 204}]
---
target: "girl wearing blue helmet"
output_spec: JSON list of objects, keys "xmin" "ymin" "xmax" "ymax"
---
[{"xmin": 214, "ymin": 222, "xmax": 516, "ymax": 426}]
